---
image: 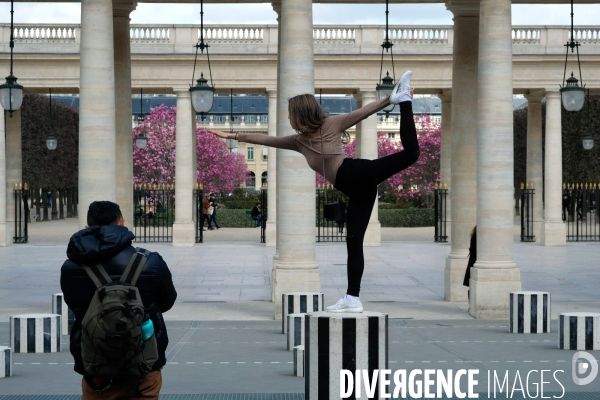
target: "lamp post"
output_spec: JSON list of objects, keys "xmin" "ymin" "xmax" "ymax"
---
[
  {"xmin": 0, "ymin": 0, "xmax": 23, "ymax": 117},
  {"xmin": 189, "ymin": 0, "xmax": 215, "ymax": 120},
  {"xmin": 559, "ymin": 0, "xmax": 585, "ymax": 112},
  {"xmin": 375, "ymin": 0, "xmax": 396, "ymax": 115},
  {"xmin": 46, "ymin": 89, "xmax": 57, "ymax": 150},
  {"xmin": 135, "ymin": 88, "xmax": 148, "ymax": 150}
]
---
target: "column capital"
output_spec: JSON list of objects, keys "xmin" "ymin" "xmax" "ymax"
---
[
  {"xmin": 173, "ymin": 88, "xmax": 191, "ymax": 97},
  {"xmin": 266, "ymin": 88, "xmax": 277, "ymax": 98},
  {"xmin": 545, "ymin": 90, "xmax": 561, "ymax": 99},
  {"xmin": 439, "ymin": 89, "xmax": 452, "ymax": 103},
  {"xmin": 524, "ymin": 90, "xmax": 545, "ymax": 103},
  {"xmin": 112, "ymin": 0, "xmax": 137, "ymax": 18},
  {"xmin": 446, "ymin": 0, "xmax": 480, "ymax": 18}
]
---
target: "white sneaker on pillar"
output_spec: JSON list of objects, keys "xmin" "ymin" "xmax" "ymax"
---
[
  {"xmin": 390, "ymin": 70, "xmax": 413, "ymax": 104},
  {"xmin": 326, "ymin": 296, "xmax": 364, "ymax": 313}
]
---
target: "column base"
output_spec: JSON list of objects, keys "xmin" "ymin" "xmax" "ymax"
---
[
  {"xmin": 272, "ymin": 261, "xmax": 321, "ymax": 320},
  {"xmin": 532, "ymin": 220, "xmax": 543, "ymax": 242},
  {"xmin": 540, "ymin": 221, "xmax": 566, "ymax": 246},
  {"xmin": 265, "ymin": 221, "xmax": 276, "ymax": 247},
  {"xmin": 444, "ymin": 254, "xmax": 469, "ymax": 302},
  {"xmin": 469, "ymin": 266, "xmax": 521, "ymax": 319},
  {"xmin": 0, "ymin": 223, "xmax": 8, "ymax": 247},
  {"xmin": 172, "ymin": 222, "xmax": 195, "ymax": 247},
  {"xmin": 363, "ymin": 221, "xmax": 381, "ymax": 247}
]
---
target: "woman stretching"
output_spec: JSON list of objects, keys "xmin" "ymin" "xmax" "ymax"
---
[{"xmin": 208, "ymin": 71, "xmax": 419, "ymax": 313}]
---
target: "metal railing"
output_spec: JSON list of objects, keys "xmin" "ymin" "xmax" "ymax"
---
[
  {"xmin": 565, "ymin": 183, "xmax": 600, "ymax": 242},
  {"xmin": 133, "ymin": 184, "xmax": 174, "ymax": 243},
  {"xmin": 194, "ymin": 186, "xmax": 204, "ymax": 244},
  {"xmin": 520, "ymin": 183, "xmax": 535, "ymax": 242},
  {"xmin": 316, "ymin": 185, "xmax": 348, "ymax": 243},
  {"xmin": 13, "ymin": 183, "xmax": 28, "ymax": 244},
  {"xmin": 434, "ymin": 184, "xmax": 448, "ymax": 243},
  {"xmin": 260, "ymin": 186, "xmax": 267, "ymax": 244}
]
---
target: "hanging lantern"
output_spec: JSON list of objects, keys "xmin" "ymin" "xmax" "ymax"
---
[
  {"xmin": 559, "ymin": 0, "xmax": 585, "ymax": 112},
  {"xmin": 582, "ymin": 135, "xmax": 594, "ymax": 150},
  {"xmin": 0, "ymin": 0, "xmax": 23, "ymax": 117},
  {"xmin": 375, "ymin": 0, "xmax": 396, "ymax": 115},
  {"xmin": 189, "ymin": 0, "xmax": 215, "ymax": 119}
]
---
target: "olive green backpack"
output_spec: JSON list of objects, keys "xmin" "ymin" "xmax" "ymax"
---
[{"xmin": 80, "ymin": 248, "xmax": 159, "ymax": 392}]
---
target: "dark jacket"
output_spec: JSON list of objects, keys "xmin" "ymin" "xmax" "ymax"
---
[
  {"xmin": 60, "ymin": 224, "xmax": 177, "ymax": 376},
  {"xmin": 463, "ymin": 232, "xmax": 477, "ymax": 287}
]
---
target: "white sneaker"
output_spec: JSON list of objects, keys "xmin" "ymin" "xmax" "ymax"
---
[
  {"xmin": 326, "ymin": 297, "xmax": 364, "ymax": 313},
  {"xmin": 390, "ymin": 70, "xmax": 413, "ymax": 104}
]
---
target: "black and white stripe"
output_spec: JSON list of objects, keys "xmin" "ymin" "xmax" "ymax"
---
[
  {"xmin": 9, "ymin": 314, "xmax": 61, "ymax": 353},
  {"xmin": 287, "ymin": 314, "xmax": 305, "ymax": 351},
  {"xmin": 52, "ymin": 293, "xmax": 75, "ymax": 336},
  {"xmin": 293, "ymin": 345, "xmax": 304, "ymax": 377},
  {"xmin": 0, "ymin": 346, "xmax": 11, "ymax": 378},
  {"xmin": 305, "ymin": 311, "xmax": 388, "ymax": 400},
  {"xmin": 559, "ymin": 312, "xmax": 600, "ymax": 350},
  {"xmin": 509, "ymin": 291, "xmax": 551, "ymax": 333},
  {"xmin": 281, "ymin": 293, "xmax": 324, "ymax": 334}
]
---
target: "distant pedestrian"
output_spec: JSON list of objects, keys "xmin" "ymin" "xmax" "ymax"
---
[
  {"xmin": 562, "ymin": 189, "xmax": 571, "ymax": 222},
  {"xmin": 251, "ymin": 203, "xmax": 262, "ymax": 227},
  {"xmin": 208, "ymin": 192, "xmax": 220, "ymax": 229},
  {"xmin": 463, "ymin": 226, "xmax": 477, "ymax": 303},
  {"xmin": 576, "ymin": 190, "xmax": 583, "ymax": 220},
  {"xmin": 202, "ymin": 194, "xmax": 213, "ymax": 230},
  {"xmin": 337, "ymin": 195, "xmax": 347, "ymax": 234}
]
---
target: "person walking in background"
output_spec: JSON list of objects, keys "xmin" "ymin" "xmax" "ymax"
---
[
  {"xmin": 337, "ymin": 195, "xmax": 347, "ymax": 234},
  {"xmin": 576, "ymin": 190, "xmax": 583, "ymax": 220},
  {"xmin": 463, "ymin": 226, "xmax": 477, "ymax": 306},
  {"xmin": 562, "ymin": 189, "xmax": 571, "ymax": 222},
  {"xmin": 251, "ymin": 203, "xmax": 262, "ymax": 227},
  {"xmin": 208, "ymin": 192, "xmax": 220, "ymax": 229},
  {"xmin": 208, "ymin": 70, "xmax": 419, "ymax": 313},
  {"xmin": 202, "ymin": 194, "xmax": 214, "ymax": 231}
]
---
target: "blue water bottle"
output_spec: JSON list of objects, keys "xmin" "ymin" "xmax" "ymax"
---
[{"xmin": 141, "ymin": 317, "xmax": 154, "ymax": 341}]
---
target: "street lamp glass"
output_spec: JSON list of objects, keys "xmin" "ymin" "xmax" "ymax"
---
[
  {"xmin": 135, "ymin": 133, "xmax": 148, "ymax": 150},
  {"xmin": 46, "ymin": 134, "xmax": 57, "ymax": 151},
  {"xmin": 583, "ymin": 135, "xmax": 594, "ymax": 150},
  {"xmin": 190, "ymin": 73, "xmax": 215, "ymax": 114},
  {"xmin": 561, "ymin": 87, "xmax": 585, "ymax": 112},
  {"xmin": 0, "ymin": 77, "xmax": 23, "ymax": 112},
  {"xmin": 376, "ymin": 72, "xmax": 395, "ymax": 113}
]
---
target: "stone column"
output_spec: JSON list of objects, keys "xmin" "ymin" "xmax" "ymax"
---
[
  {"xmin": 172, "ymin": 90, "xmax": 195, "ymax": 246},
  {"xmin": 444, "ymin": 1, "xmax": 479, "ymax": 302},
  {"xmin": 5, "ymin": 110, "xmax": 21, "ymax": 245},
  {"xmin": 525, "ymin": 92, "xmax": 545, "ymax": 240},
  {"xmin": 113, "ymin": 3, "xmax": 135, "ymax": 225},
  {"xmin": 79, "ymin": 0, "xmax": 117, "ymax": 229},
  {"xmin": 0, "ymin": 110, "xmax": 7, "ymax": 246},
  {"xmin": 266, "ymin": 88, "xmax": 277, "ymax": 247},
  {"xmin": 471, "ymin": 0, "xmax": 521, "ymax": 318},
  {"xmin": 272, "ymin": 0, "xmax": 321, "ymax": 319},
  {"xmin": 540, "ymin": 91, "xmax": 566, "ymax": 246},
  {"xmin": 357, "ymin": 90, "xmax": 381, "ymax": 246},
  {"xmin": 439, "ymin": 89, "xmax": 452, "ymax": 239}
]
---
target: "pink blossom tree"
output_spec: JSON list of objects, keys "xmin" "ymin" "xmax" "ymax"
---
[{"xmin": 132, "ymin": 105, "xmax": 249, "ymax": 192}]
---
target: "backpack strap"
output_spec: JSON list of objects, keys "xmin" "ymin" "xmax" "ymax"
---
[
  {"xmin": 81, "ymin": 263, "xmax": 112, "ymax": 289},
  {"xmin": 121, "ymin": 247, "xmax": 150, "ymax": 286}
]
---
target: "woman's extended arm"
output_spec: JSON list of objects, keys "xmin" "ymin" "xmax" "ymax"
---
[
  {"xmin": 207, "ymin": 129, "xmax": 299, "ymax": 152},
  {"xmin": 330, "ymin": 96, "xmax": 391, "ymax": 132}
]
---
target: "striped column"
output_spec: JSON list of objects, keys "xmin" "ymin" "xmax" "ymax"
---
[
  {"xmin": 293, "ymin": 345, "xmax": 304, "ymax": 377},
  {"xmin": 52, "ymin": 293, "xmax": 75, "ymax": 336},
  {"xmin": 305, "ymin": 311, "xmax": 388, "ymax": 400},
  {"xmin": 287, "ymin": 313, "xmax": 305, "ymax": 351},
  {"xmin": 9, "ymin": 314, "xmax": 62, "ymax": 353},
  {"xmin": 559, "ymin": 312, "xmax": 600, "ymax": 350},
  {"xmin": 281, "ymin": 292, "xmax": 324, "ymax": 334},
  {"xmin": 509, "ymin": 291, "xmax": 551, "ymax": 333},
  {"xmin": 0, "ymin": 346, "xmax": 11, "ymax": 378}
]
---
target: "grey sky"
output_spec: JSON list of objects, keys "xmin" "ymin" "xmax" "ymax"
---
[{"xmin": 0, "ymin": 2, "xmax": 599, "ymax": 25}]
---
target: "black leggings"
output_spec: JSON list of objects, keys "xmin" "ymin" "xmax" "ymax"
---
[{"xmin": 333, "ymin": 101, "xmax": 419, "ymax": 297}]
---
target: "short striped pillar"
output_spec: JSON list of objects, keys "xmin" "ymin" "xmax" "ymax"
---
[
  {"xmin": 9, "ymin": 314, "xmax": 62, "ymax": 353},
  {"xmin": 52, "ymin": 293, "xmax": 75, "ymax": 336},
  {"xmin": 0, "ymin": 346, "xmax": 12, "ymax": 378},
  {"xmin": 305, "ymin": 311, "xmax": 388, "ymax": 399},
  {"xmin": 287, "ymin": 313, "xmax": 305, "ymax": 351},
  {"xmin": 559, "ymin": 312, "xmax": 600, "ymax": 350},
  {"xmin": 293, "ymin": 345, "xmax": 304, "ymax": 377},
  {"xmin": 281, "ymin": 292, "xmax": 324, "ymax": 334},
  {"xmin": 509, "ymin": 291, "xmax": 551, "ymax": 333}
]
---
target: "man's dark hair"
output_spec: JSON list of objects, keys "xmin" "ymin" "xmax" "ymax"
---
[{"xmin": 87, "ymin": 201, "xmax": 123, "ymax": 227}]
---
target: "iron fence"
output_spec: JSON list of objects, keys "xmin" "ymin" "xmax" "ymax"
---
[
  {"xmin": 13, "ymin": 183, "xmax": 28, "ymax": 244},
  {"xmin": 434, "ymin": 184, "xmax": 448, "ymax": 243},
  {"xmin": 194, "ymin": 186, "xmax": 204, "ymax": 243},
  {"xmin": 520, "ymin": 183, "xmax": 535, "ymax": 242},
  {"xmin": 565, "ymin": 183, "xmax": 600, "ymax": 242},
  {"xmin": 260, "ymin": 186, "xmax": 267, "ymax": 243},
  {"xmin": 133, "ymin": 184, "xmax": 175, "ymax": 243},
  {"xmin": 316, "ymin": 185, "xmax": 348, "ymax": 242}
]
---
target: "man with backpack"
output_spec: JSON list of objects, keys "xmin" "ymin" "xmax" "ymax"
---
[{"xmin": 61, "ymin": 201, "xmax": 177, "ymax": 399}]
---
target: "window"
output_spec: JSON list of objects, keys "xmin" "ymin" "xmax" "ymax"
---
[
  {"xmin": 388, "ymin": 132, "xmax": 395, "ymax": 139},
  {"xmin": 261, "ymin": 171, "xmax": 268, "ymax": 185},
  {"xmin": 213, "ymin": 115, "xmax": 226, "ymax": 123},
  {"xmin": 260, "ymin": 115, "xmax": 268, "ymax": 123},
  {"xmin": 248, "ymin": 171, "xmax": 256, "ymax": 187},
  {"xmin": 246, "ymin": 115, "xmax": 256, "ymax": 123},
  {"xmin": 247, "ymin": 147, "xmax": 254, "ymax": 160},
  {"xmin": 232, "ymin": 115, "xmax": 241, "ymax": 123},
  {"xmin": 262, "ymin": 147, "xmax": 268, "ymax": 161}
]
